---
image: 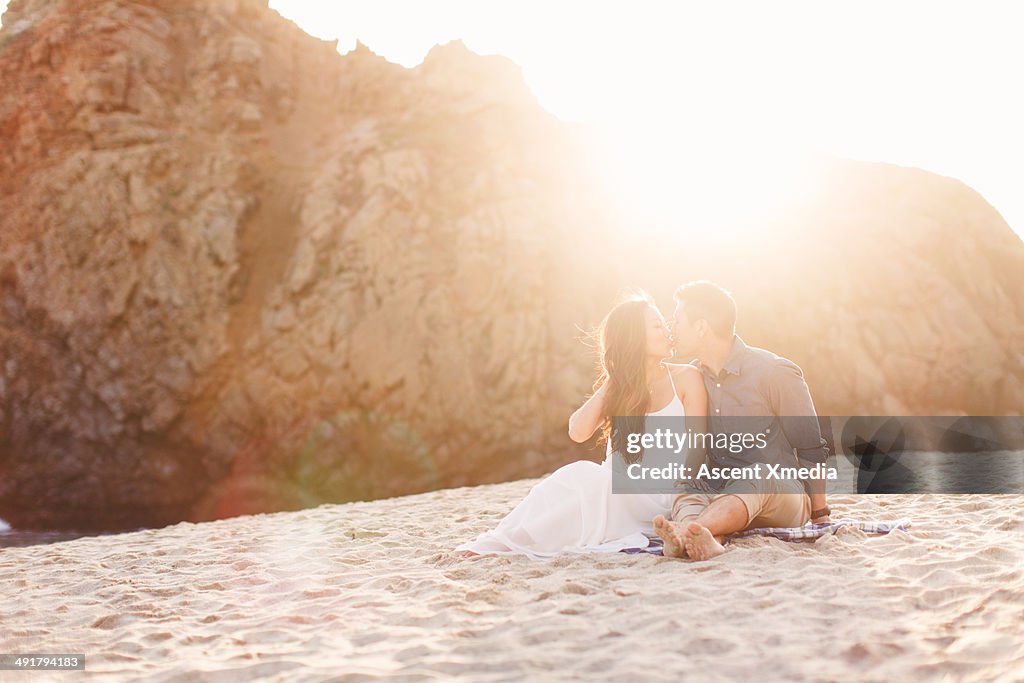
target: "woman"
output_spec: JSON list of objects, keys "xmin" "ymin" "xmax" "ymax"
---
[{"xmin": 457, "ymin": 293, "xmax": 708, "ymax": 559}]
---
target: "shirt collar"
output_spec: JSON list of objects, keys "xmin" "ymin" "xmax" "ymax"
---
[{"xmin": 703, "ymin": 334, "xmax": 747, "ymax": 377}]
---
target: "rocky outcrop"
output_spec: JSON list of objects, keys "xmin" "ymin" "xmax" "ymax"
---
[
  {"xmin": 1, "ymin": 0, "xmax": 1021, "ymax": 530},
  {"xmin": 0, "ymin": 0, "xmax": 616, "ymax": 529}
]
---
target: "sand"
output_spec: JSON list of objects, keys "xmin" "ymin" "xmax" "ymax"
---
[{"xmin": 1, "ymin": 482, "xmax": 1022, "ymax": 682}]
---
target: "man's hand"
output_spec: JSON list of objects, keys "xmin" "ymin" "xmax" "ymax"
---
[
  {"xmin": 808, "ymin": 489, "xmax": 829, "ymax": 524},
  {"xmin": 809, "ymin": 502, "xmax": 832, "ymax": 525}
]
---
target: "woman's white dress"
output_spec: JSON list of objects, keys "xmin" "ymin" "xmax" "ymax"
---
[{"xmin": 457, "ymin": 371, "xmax": 685, "ymax": 559}]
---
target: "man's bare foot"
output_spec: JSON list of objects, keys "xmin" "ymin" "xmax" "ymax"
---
[
  {"xmin": 653, "ymin": 515, "xmax": 688, "ymax": 559},
  {"xmin": 682, "ymin": 522, "xmax": 726, "ymax": 561},
  {"xmin": 460, "ymin": 550, "xmax": 479, "ymax": 558}
]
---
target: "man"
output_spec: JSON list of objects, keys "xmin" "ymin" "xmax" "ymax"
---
[{"xmin": 654, "ymin": 280, "xmax": 832, "ymax": 560}]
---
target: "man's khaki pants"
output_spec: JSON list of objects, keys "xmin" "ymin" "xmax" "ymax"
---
[{"xmin": 672, "ymin": 478, "xmax": 811, "ymax": 529}]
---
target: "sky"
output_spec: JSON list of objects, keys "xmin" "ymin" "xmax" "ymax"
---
[{"xmin": 2, "ymin": 0, "xmax": 1021, "ymax": 237}]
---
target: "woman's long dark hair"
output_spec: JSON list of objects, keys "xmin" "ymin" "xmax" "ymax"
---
[{"xmin": 594, "ymin": 293, "xmax": 656, "ymax": 464}]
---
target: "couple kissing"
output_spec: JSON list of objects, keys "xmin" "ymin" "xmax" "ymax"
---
[{"xmin": 458, "ymin": 280, "xmax": 830, "ymax": 561}]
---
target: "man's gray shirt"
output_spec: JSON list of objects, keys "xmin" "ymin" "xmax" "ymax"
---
[{"xmin": 692, "ymin": 335, "xmax": 829, "ymax": 490}]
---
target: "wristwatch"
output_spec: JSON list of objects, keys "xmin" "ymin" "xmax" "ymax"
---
[{"xmin": 811, "ymin": 505, "xmax": 831, "ymax": 519}]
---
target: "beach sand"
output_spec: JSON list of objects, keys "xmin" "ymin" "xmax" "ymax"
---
[{"xmin": 1, "ymin": 482, "xmax": 1022, "ymax": 682}]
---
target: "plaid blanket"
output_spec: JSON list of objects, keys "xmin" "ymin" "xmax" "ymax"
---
[{"xmin": 621, "ymin": 519, "xmax": 912, "ymax": 555}]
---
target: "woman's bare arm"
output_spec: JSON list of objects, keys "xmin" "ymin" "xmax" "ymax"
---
[
  {"xmin": 675, "ymin": 366, "xmax": 708, "ymax": 418},
  {"xmin": 674, "ymin": 366, "xmax": 709, "ymax": 475},
  {"xmin": 568, "ymin": 381, "xmax": 609, "ymax": 443}
]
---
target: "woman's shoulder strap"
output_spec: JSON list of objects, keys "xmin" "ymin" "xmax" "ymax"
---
[{"xmin": 665, "ymin": 365, "xmax": 678, "ymax": 394}]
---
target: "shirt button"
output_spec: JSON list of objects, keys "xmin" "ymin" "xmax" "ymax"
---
[
  {"xmin": 715, "ymin": 408, "xmax": 720, "ymax": 413},
  {"xmin": 716, "ymin": 383, "xmax": 721, "ymax": 388}
]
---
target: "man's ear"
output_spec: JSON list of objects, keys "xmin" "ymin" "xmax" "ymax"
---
[{"xmin": 694, "ymin": 318, "xmax": 709, "ymax": 338}]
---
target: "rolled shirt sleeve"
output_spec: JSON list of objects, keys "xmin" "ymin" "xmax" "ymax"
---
[{"xmin": 767, "ymin": 359, "xmax": 830, "ymax": 465}]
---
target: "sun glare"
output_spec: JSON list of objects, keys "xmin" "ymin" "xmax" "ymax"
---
[
  {"xmin": 589, "ymin": 120, "xmax": 826, "ymax": 235},
  {"xmin": 255, "ymin": 0, "xmax": 1024, "ymax": 240}
]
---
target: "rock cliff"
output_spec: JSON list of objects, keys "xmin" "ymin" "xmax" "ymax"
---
[{"xmin": 0, "ymin": 0, "xmax": 616, "ymax": 528}]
